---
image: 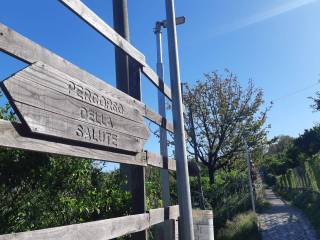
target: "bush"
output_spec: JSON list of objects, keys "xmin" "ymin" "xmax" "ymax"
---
[{"xmin": 216, "ymin": 212, "xmax": 261, "ymax": 240}]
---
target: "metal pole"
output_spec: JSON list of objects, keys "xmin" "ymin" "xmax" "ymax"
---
[
  {"xmin": 165, "ymin": 0, "xmax": 194, "ymax": 239},
  {"xmin": 154, "ymin": 22, "xmax": 173, "ymax": 240},
  {"xmin": 244, "ymin": 139, "xmax": 256, "ymax": 213},
  {"xmin": 155, "ymin": 23, "xmax": 171, "ymax": 207}
]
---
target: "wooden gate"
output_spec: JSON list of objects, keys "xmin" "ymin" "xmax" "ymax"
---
[{"xmin": 0, "ymin": 0, "xmax": 181, "ymax": 239}]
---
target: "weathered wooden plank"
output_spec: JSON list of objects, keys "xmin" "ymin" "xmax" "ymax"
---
[
  {"xmin": 146, "ymin": 151, "xmax": 176, "ymax": 171},
  {"xmin": 26, "ymin": 62, "xmax": 144, "ymax": 123},
  {"xmin": 149, "ymin": 206, "xmax": 180, "ymax": 226},
  {"xmin": 0, "ymin": 120, "xmax": 145, "ymax": 166},
  {"xmin": 0, "ymin": 206, "xmax": 179, "ymax": 240},
  {"xmin": 0, "ymin": 121, "xmax": 175, "ymax": 171},
  {"xmin": 58, "ymin": 0, "xmax": 172, "ymax": 100},
  {"xmin": 2, "ymin": 63, "xmax": 148, "ymax": 140},
  {"xmin": 0, "ymin": 213, "xmax": 149, "ymax": 240},
  {"xmin": 145, "ymin": 107, "xmax": 174, "ymax": 133},
  {"xmin": 59, "ymin": 0, "xmax": 145, "ymax": 65},
  {"xmin": 142, "ymin": 66, "xmax": 172, "ymax": 100},
  {"xmin": 0, "ymin": 24, "xmax": 174, "ymax": 132},
  {"xmin": 13, "ymin": 103, "xmax": 145, "ymax": 153}
]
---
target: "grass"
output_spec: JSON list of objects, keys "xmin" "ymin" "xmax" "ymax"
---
[{"xmin": 216, "ymin": 211, "xmax": 261, "ymax": 240}]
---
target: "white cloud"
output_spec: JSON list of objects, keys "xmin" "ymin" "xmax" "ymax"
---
[{"xmin": 216, "ymin": 0, "xmax": 318, "ymax": 35}]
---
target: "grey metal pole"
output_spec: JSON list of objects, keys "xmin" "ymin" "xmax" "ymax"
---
[
  {"xmin": 154, "ymin": 22, "xmax": 173, "ymax": 240},
  {"xmin": 155, "ymin": 23, "xmax": 171, "ymax": 207},
  {"xmin": 164, "ymin": 0, "xmax": 194, "ymax": 239},
  {"xmin": 244, "ymin": 139, "xmax": 256, "ymax": 213}
]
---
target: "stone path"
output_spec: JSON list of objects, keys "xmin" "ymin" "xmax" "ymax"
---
[{"xmin": 258, "ymin": 188, "xmax": 317, "ymax": 240}]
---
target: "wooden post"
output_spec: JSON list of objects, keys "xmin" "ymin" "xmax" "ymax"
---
[{"xmin": 113, "ymin": 1, "xmax": 147, "ymax": 239}]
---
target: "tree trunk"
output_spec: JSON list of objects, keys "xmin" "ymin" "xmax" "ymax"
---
[{"xmin": 208, "ymin": 167, "xmax": 215, "ymax": 184}]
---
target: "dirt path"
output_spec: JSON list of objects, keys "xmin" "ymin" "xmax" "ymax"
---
[{"xmin": 258, "ymin": 188, "xmax": 317, "ymax": 240}]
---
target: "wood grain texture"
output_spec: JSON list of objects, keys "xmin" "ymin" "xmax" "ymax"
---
[
  {"xmin": 149, "ymin": 206, "xmax": 179, "ymax": 226},
  {"xmin": 0, "ymin": 206, "xmax": 179, "ymax": 240},
  {"xmin": 2, "ymin": 64, "xmax": 148, "ymax": 153},
  {"xmin": 146, "ymin": 151, "xmax": 176, "ymax": 171},
  {"xmin": 12, "ymin": 103, "xmax": 145, "ymax": 153},
  {"xmin": 145, "ymin": 107, "xmax": 174, "ymax": 133},
  {"xmin": 2, "ymin": 62, "xmax": 148, "ymax": 136},
  {"xmin": 142, "ymin": 65, "xmax": 172, "ymax": 100},
  {"xmin": 0, "ymin": 121, "xmax": 175, "ymax": 171},
  {"xmin": 0, "ymin": 24, "xmax": 174, "ymax": 133},
  {"xmin": 58, "ymin": 0, "xmax": 172, "ymax": 100},
  {"xmin": 59, "ymin": 0, "xmax": 146, "ymax": 66},
  {"xmin": 0, "ymin": 120, "xmax": 145, "ymax": 166}
]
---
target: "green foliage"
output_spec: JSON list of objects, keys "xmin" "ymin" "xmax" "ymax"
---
[
  {"xmin": 189, "ymin": 168, "xmax": 254, "ymax": 230},
  {"xmin": 276, "ymin": 154, "xmax": 320, "ymax": 192},
  {"xmin": 260, "ymin": 135, "xmax": 296, "ymax": 177},
  {"xmin": 0, "ymin": 90, "xmax": 134, "ymax": 234},
  {"xmin": 216, "ymin": 212, "xmax": 261, "ymax": 240},
  {"xmin": 0, "ymin": 90, "xmax": 15, "ymax": 121},
  {"xmin": 0, "ymin": 151, "xmax": 131, "ymax": 234}
]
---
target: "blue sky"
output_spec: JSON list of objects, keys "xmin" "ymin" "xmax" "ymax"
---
[{"xmin": 1, "ymin": 0, "xmax": 320, "ymax": 158}]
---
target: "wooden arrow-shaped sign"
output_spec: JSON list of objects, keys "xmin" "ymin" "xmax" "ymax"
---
[{"xmin": 1, "ymin": 62, "xmax": 149, "ymax": 153}]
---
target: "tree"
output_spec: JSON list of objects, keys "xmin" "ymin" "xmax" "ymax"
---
[
  {"xmin": 261, "ymin": 135, "xmax": 296, "ymax": 176},
  {"xmin": 183, "ymin": 70, "xmax": 270, "ymax": 183}
]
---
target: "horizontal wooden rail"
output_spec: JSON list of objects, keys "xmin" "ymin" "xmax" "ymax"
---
[
  {"xmin": 0, "ymin": 120, "xmax": 145, "ymax": 166},
  {"xmin": 0, "ymin": 23, "xmax": 174, "ymax": 133},
  {"xmin": 144, "ymin": 106, "xmax": 174, "ymax": 133},
  {"xmin": 0, "ymin": 121, "xmax": 176, "ymax": 171},
  {"xmin": 146, "ymin": 151, "xmax": 176, "ymax": 171},
  {"xmin": 59, "ymin": 0, "xmax": 172, "ymax": 100},
  {"xmin": 0, "ymin": 206, "xmax": 179, "ymax": 240},
  {"xmin": 142, "ymin": 66, "xmax": 172, "ymax": 100},
  {"xmin": 59, "ymin": 0, "xmax": 145, "ymax": 65}
]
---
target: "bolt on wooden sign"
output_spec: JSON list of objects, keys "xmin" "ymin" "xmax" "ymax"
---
[{"xmin": 1, "ymin": 62, "xmax": 149, "ymax": 153}]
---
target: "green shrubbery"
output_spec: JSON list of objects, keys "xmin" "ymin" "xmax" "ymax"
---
[
  {"xmin": 0, "ymin": 152, "xmax": 132, "ymax": 234},
  {"xmin": 190, "ymin": 169, "xmax": 253, "ymax": 230},
  {"xmin": 276, "ymin": 154, "xmax": 320, "ymax": 191},
  {"xmin": 216, "ymin": 212, "xmax": 261, "ymax": 240}
]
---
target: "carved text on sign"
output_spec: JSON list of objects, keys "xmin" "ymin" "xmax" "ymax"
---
[
  {"xmin": 2, "ymin": 62, "xmax": 149, "ymax": 153},
  {"xmin": 68, "ymin": 81, "xmax": 125, "ymax": 116},
  {"xmin": 76, "ymin": 124, "xmax": 118, "ymax": 147},
  {"xmin": 80, "ymin": 107, "xmax": 114, "ymax": 129}
]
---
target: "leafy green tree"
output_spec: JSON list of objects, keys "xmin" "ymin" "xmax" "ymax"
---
[
  {"xmin": 291, "ymin": 125, "xmax": 320, "ymax": 159},
  {"xmin": 261, "ymin": 135, "xmax": 296, "ymax": 176},
  {"xmin": 183, "ymin": 70, "xmax": 271, "ymax": 183}
]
